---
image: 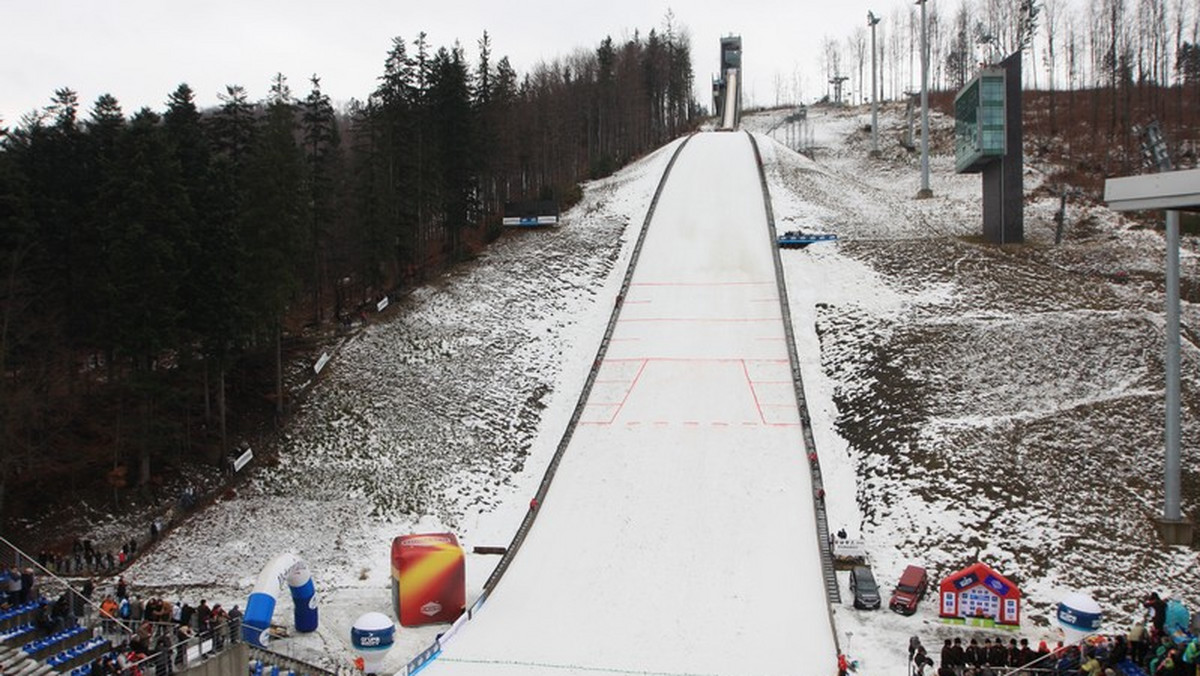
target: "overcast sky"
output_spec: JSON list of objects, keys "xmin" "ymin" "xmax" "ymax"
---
[{"xmin": 2, "ymin": 0, "xmax": 909, "ymax": 125}]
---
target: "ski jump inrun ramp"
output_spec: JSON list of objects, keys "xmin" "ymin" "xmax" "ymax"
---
[{"xmin": 423, "ymin": 132, "xmax": 837, "ymax": 676}]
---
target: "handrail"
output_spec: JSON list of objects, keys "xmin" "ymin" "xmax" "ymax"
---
[
  {"xmin": 0, "ymin": 533, "xmax": 138, "ymax": 637},
  {"xmin": 746, "ymin": 131, "xmax": 843, "ymax": 656},
  {"xmin": 114, "ymin": 619, "xmax": 243, "ymax": 676},
  {"xmin": 403, "ymin": 134, "xmax": 698, "ymax": 676},
  {"xmin": 247, "ymin": 641, "xmax": 346, "ymax": 676}
]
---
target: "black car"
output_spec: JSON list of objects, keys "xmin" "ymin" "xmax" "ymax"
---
[{"xmin": 849, "ymin": 565, "xmax": 881, "ymax": 610}]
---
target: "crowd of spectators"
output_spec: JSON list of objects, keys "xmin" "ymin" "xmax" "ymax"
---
[
  {"xmin": 72, "ymin": 575, "xmax": 244, "ymax": 676},
  {"xmin": 896, "ymin": 591, "xmax": 1200, "ymax": 676}
]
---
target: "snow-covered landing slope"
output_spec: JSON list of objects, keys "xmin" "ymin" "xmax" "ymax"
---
[{"xmin": 425, "ymin": 132, "xmax": 837, "ymax": 676}]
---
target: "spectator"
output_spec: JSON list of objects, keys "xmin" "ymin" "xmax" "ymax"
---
[
  {"xmin": 913, "ymin": 647, "xmax": 935, "ymax": 676},
  {"xmin": 965, "ymin": 639, "xmax": 981, "ymax": 668},
  {"xmin": 988, "ymin": 639, "xmax": 1007, "ymax": 668},
  {"xmin": 227, "ymin": 605, "xmax": 242, "ymax": 644},
  {"xmin": 1146, "ymin": 593, "xmax": 1168, "ymax": 640},
  {"xmin": 1182, "ymin": 638, "xmax": 1198, "ymax": 672},
  {"xmin": 210, "ymin": 605, "xmax": 226, "ymax": 650},
  {"xmin": 910, "ymin": 637, "xmax": 925, "ymax": 663},
  {"xmin": 99, "ymin": 595, "xmax": 119, "ymax": 633},
  {"xmin": 196, "ymin": 599, "xmax": 211, "ymax": 634},
  {"xmin": 154, "ymin": 633, "xmax": 173, "ymax": 676},
  {"xmin": 1017, "ymin": 638, "xmax": 1034, "ymax": 667},
  {"xmin": 1006, "ymin": 638, "xmax": 1020, "ymax": 667},
  {"xmin": 178, "ymin": 601, "xmax": 194, "ymax": 628},
  {"xmin": 949, "ymin": 638, "xmax": 965, "ymax": 674},
  {"xmin": 5, "ymin": 568, "xmax": 20, "ymax": 604},
  {"xmin": 174, "ymin": 625, "xmax": 193, "ymax": 666},
  {"xmin": 19, "ymin": 567, "xmax": 34, "ymax": 604},
  {"xmin": 1080, "ymin": 646, "xmax": 1103, "ymax": 675}
]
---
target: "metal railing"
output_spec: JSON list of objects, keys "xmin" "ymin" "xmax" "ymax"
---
[
  {"xmin": 111, "ymin": 619, "xmax": 244, "ymax": 676},
  {"xmin": 746, "ymin": 131, "xmax": 843, "ymax": 653}
]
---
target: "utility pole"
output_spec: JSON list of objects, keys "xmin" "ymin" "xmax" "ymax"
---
[
  {"xmin": 916, "ymin": 0, "xmax": 933, "ymax": 198},
  {"xmin": 829, "ymin": 76, "xmax": 849, "ymax": 105},
  {"xmin": 868, "ymin": 11, "xmax": 881, "ymax": 157},
  {"xmin": 1142, "ymin": 122, "xmax": 1184, "ymax": 529}
]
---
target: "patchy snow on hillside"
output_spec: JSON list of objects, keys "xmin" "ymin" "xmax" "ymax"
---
[
  {"xmin": 123, "ymin": 139, "xmax": 684, "ymax": 670},
  {"xmin": 754, "ymin": 104, "xmax": 1200, "ymax": 674},
  {"xmin": 115, "ymin": 102, "xmax": 1200, "ymax": 676}
]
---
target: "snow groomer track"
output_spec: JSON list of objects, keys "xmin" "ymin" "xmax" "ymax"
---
[{"xmin": 418, "ymin": 132, "xmax": 838, "ymax": 676}]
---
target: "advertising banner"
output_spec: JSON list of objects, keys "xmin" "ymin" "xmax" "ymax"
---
[{"xmin": 391, "ymin": 533, "xmax": 465, "ymax": 627}]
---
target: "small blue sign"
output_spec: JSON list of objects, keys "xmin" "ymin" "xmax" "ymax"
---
[
  {"xmin": 1057, "ymin": 603, "xmax": 1103, "ymax": 632},
  {"xmin": 351, "ymin": 624, "xmax": 396, "ymax": 652},
  {"xmin": 953, "ymin": 573, "xmax": 978, "ymax": 590},
  {"xmin": 984, "ymin": 574, "xmax": 1010, "ymax": 596}
]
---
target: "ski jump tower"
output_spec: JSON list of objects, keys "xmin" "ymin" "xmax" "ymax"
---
[{"xmin": 713, "ymin": 36, "xmax": 742, "ymax": 130}]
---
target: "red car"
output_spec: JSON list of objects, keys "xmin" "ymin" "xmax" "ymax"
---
[{"xmin": 889, "ymin": 564, "xmax": 929, "ymax": 615}]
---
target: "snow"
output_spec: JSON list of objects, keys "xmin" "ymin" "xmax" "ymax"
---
[
  {"xmin": 115, "ymin": 102, "xmax": 1200, "ymax": 676},
  {"xmin": 425, "ymin": 132, "xmax": 835, "ymax": 675}
]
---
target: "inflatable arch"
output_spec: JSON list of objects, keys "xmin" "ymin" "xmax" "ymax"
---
[{"xmin": 242, "ymin": 553, "xmax": 319, "ymax": 647}]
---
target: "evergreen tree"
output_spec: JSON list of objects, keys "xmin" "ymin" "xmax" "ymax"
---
[
  {"xmin": 244, "ymin": 74, "xmax": 307, "ymax": 418},
  {"xmin": 198, "ymin": 84, "xmax": 262, "ymax": 451},
  {"xmin": 106, "ymin": 107, "xmax": 191, "ymax": 486},
  {"xmin": 0, "ymin": 118, "xmax": 36, "ymax": 525},
  {"xmin": 428, "ymin": 45, "xmax": 477, "ymax": 261},
  {"xmin": 301, "ymin": 75, "xmax": 341, "ymax": 323}
]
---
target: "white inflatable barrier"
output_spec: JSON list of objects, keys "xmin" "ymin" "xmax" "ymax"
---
[{"xmin": 242, "ymin": 553, "xmax": 318, "ymax": 647}]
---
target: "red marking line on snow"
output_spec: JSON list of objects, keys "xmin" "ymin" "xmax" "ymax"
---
[
  {"xmin": 742, "ymin": 360, "xmax": 767, "ymax": 425},
  {"xmin": 630, "ymin": 281, "xmax": 776, "ymax": 287},
  {"xmin": 606, "ymin": 359, "xmax": 649, "ymax": 424},
  {"xmin": 618, "ymin": 317, "xmax": 776, "ymax": 324},
  {"xmin": 602, "ymin": 357, "xmax": 790, "ymax": 364}
]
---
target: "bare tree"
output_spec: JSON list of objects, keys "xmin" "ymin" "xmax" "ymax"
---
[
  {"xmin": 851, "ymin": 28, "xmax": 868, "ymax": 104},
  {"xmin": 946, "ymin": 1, "xmax": 974, "ymax": 91},
  {"xmin": 1044, "ymin": 0, "xmax": 1062, "ymax": 131}
]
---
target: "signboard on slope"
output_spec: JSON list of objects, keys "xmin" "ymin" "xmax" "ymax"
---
[{"xmin": 391, "ymin": 533, "xmax": 465, "ymax": 627}]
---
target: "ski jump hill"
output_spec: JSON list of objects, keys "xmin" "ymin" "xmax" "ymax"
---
[{"xmin": 421, "ymin": 132, "xmax": 838, "ymax": 675}]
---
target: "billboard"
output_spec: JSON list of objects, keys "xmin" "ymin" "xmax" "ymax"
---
[
  {"xmin": 955, "ymin": 69, "xmax": 1006, "ymax": 173},
  {"xmin": 391, "ymin": 533, "xmax": 466, "ymax": 627}
]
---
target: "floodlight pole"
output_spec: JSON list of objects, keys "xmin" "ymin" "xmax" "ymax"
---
[
  {"xmin": 916, "ymin": 0, "xmax": 933, "ymax": 198},
  {"xmin": 1165, "ymin": 208, "xmax": 1182, "ymax": 522},
  {"xmin": 868, "ymin": 11, "xmax": 881, "ymax": 157}
]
